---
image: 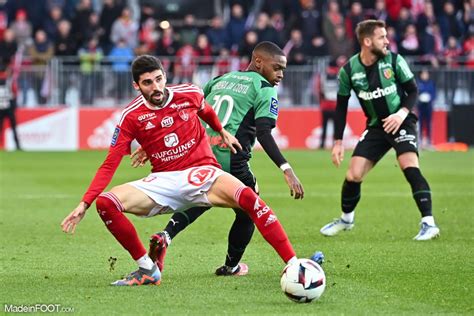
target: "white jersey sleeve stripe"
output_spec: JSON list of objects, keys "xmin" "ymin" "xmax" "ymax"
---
[{"xmin": 118, "ymin": 97, "xmax": 143, "ymax": 126}]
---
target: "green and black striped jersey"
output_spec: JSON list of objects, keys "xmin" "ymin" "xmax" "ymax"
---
[
  {"xmin": 338, "ymin": 52, "xmax": 414, "ymax": 127},
  {"xmin": 203, "ymin": 71, "xmax": 279, "ymax": 172}
]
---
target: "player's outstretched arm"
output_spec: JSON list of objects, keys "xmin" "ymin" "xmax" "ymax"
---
[
  {"xmin": 331, "ymin": 140, "xmax": 344, "ymax": 167},
  {"xmin": 61, "ymin": 202, "xmax": 89, "ymax": 234}
]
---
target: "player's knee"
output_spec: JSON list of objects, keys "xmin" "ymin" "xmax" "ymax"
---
[
  {"xmin": 346, "ymin": 170, "xmax": 364, "ymax": 183},
  {"xmin": 96, "ymin": 192, "xmax": 124, "ymax": 216}
]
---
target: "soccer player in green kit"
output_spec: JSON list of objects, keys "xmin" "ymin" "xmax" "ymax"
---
[
  {"xmin": 319, "ymin": 20, "xmax": 440, "ymax": 241},
  {"xmin": 133, "ymin": 41, "xmax": 310, "ymax": 275}
]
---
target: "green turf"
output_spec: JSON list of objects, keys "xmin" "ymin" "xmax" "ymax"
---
[{"xmin": 0, "ymin": 150, "xmax": 473, "ymax": 315}]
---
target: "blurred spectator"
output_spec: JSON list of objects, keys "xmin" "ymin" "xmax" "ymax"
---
[
  {"xmin": 464, "ymin": 0, "xmax": 473, "ymax": 34},
  {"xmin": 10, "ymin": 9, "xmax": 32, "ymax": 48},
  {"xmin": 0, "ymin": 28, "xmax": 17, "ymax": 66},
  {"xmin": 83, "ymin": 12, "xmax": 103, "ymax": 45},
  {"xmin": 386, "ymin": 0, "xmax": 412, "ymax": 23},
  {"xmin": 71, "ymin": 0, "xmax": 94, "ymax": 50},
  {"xmin": 394, "ymin": 7, "xmax": 415, "ymax": 42},
  {"xmin": 54, "ymin": 20, "xmax": 77, "ymax": 56},
  {"xmin": 43, "ymin": 6, "xmax": 63, "ymax": 42},
  {"xmin": 299, "ymin": 0, "xmax": 322, "ymax": 42},
  {"xmin": 283, "ymin": 28, "xmax": 307, "ymax": 105},
  {"xmin": 419, "ymin": 23, "xmax": 442, "ymax": 67},
  {"xmin": 399, "ymin": 24, "xmax": 421, "ymax": 56},
  {"xmin": 110, "ymin": 7, "xmax": 138, "ymax": 49},
  {"xmin": 253, "ymin": 12, "xmax": 281, "ymax": 46},
  {"xmin": 367, "ymin": 0, "xmax": 388, "ymax": 21},
  {"xmin": 173, "ymin": 44, "xmax": 198, "ymax": 84},
  {"xmin": 195, "ymin": 34, "xmax": 213, "ymax": 65},
  {"xmin": 0, "ymin": 59, "xmax": 21, "ymax": 150},
  {"xmin": 387, "ymin": 26, "xmax": 399, "ymax": 53},
  {"xmin": 269, "ymin": 11, "xmax": 286, "ymax": 45},
  {"xmin": 28, "ymin": 29, "xmax": 54, "ymax": 105},
  {"xmin": 322, "ymin": 0, "xmax": 344, "ymax": 42},
  {"xmin": 213, "ymin": 48, "xmax": 231, "ymax": 76},
  {"xmin": 238, "ymin": 30, "xmax": 258, "ymax": 59},
  {"xmin": 317, "ymin": 56, "xmax": 346, "ymax": 149},
  {"xmin": 138, "ymin": 17, "xmax": 159, "ymax": 53},
  {"xmin": 442, "ymin": 35, "xmax": 463, "ymax": 66},
  {"xmin": 328, "ymin": 24, "xmax": 353, "ymax": 61},
  {"xmin": 155, "ymin": 26, "xmax": 179, "ymax": 56},
  {"xmin": 410, "ymin": 0, "xmax": 426, "ymax": 18},
  {"xmin": 178, "ymin": 14, "xmax": 199, "ymax": 46},
  {"xmin": 438, "ymin": 1, "xmax": 465, "ymax": 45},
  {"xmin": 416, "ymin": 1, "xmax": 437, "ymax": 34},
  {"xmin": 78, "ymin": 37, "xmax": 103, "ymax": 105},
  {"xmin": 345, "ymin": 1, "xmax": 364, "ymax": 43},
  {"xmin": 46, "ymin": 0, "xmax": 76, "ymax": 20},
  {"xmin": 108, "ymin": 38, "xmax": 133, "ymax": 101},
  {"xmin": 305, "ymin": 35, "xmax": 329, "ymax": 57},
  {"xmin": 206, "ymin": 16, "xmax": 227, "ymax": 55},
  {"xmin": 416, "ymin": 69, "xmax": 436, "ymax": 147},
  {"xmin": 464, "ymin": 31, "xmax": 474, "ymax": 53},
  {"xmin": 139, "ymin": 3, "xmax": 156, "ymax": 26},
  {"xmin": 284, "ymin": 28, "xmax": 306, "ymax": 65},
  {"xmin": 99, "ymin": 0, "xmax": 123, "ymax": 54},
  {"xmin": 227, "ymin": 3, "xmax": 247, "ymax": 51}
]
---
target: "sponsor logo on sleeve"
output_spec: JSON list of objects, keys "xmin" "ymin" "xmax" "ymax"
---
[
  {"xmin": 111, "ymin": 127, "xmax": 120, "ymax": 146},
  {"xmin": 269, "ymin": 97, "xmax": 278, "ymax": 115}
]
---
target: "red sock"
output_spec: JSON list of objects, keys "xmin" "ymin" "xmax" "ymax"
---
[
  {"xmin": 236, "ymin": 187, "xmax": 296, "ymax": 263},
  {"xmin": 96, "ymin": 192, "xmax": 147, "ymax": 260}
]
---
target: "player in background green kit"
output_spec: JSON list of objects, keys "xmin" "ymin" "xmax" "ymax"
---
[
  {"xmin": 133, "ymin": 41, "xmax": 307, "ymax": 275},
  {"xmin": 319, "ymin": 20, "xmax": 440, "ymax": 241}
]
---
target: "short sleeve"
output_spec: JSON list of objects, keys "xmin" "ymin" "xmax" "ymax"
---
[
  {"xmin": 395, "ymin": 54, "xmax": 414, "ymax": 83},
  {"xmin": 254, "ymin": 84, "xmax": 279, "ymax": 120},
  {"xmin": 337, "ymin": 67, "xmax": 352, "ymax": 96}
]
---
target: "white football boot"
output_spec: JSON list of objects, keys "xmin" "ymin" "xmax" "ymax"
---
[
  {"xmin": 320, "ymin": 218, "xmax": 354, "ymax": 236},
  {"xmin": 413, "ymin": 222, "xmax": 440, "ymax": 241}
]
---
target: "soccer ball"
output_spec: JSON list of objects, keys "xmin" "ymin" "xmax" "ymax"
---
[{"xmin": 280, "ymin": 258, "xmax": 326, "ymax": 303}]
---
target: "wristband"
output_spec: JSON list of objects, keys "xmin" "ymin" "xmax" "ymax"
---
[
  {"xmin": 280, "ymin": 162, "xmax": 292, "ymax": 171},
  {"xmin": 394, "ymin": 108, "xmax": 408, "ymax": 120}
]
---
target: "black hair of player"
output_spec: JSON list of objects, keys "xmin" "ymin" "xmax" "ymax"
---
[
  {"xmin": 131, "ymin": 55, "xmax": 164, "ymax": 83},
  {"xmin": 253, "ymin": 41, "xmax": 285, "ymax": 58}
]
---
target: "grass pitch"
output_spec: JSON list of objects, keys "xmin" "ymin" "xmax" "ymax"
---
[{"xmin": 0, "ymin": 150, "xmax": 473, "ymax": 315}]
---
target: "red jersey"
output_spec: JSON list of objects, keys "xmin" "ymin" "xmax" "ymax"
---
[{"xmin": 82, "ymin": 83, "xmax": 220, "ymax": 205}]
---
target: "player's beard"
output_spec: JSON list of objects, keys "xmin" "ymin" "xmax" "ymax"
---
[
  {"xmin": 145, "ymin": 89, "xmax": 167, "ymax": 108},
  {"xmin": 371, "ymin": 45, "xmax": 388, "ymax": 58}
]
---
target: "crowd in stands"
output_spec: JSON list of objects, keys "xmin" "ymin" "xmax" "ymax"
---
[{"xmin": 0, "ymin": 0, "xmax": 473, "ymax": 106}]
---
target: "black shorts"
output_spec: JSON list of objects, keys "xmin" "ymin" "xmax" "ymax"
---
[
  {"xmin": 233, "ymin": 166, "xmax": 258, "ymax": 194},
  {"xmin": 352, "ymin": 113, "xmax": 419, "ymax": 163}
]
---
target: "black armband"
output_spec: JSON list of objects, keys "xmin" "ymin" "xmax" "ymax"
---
[
  {"xmin": 334, "ymin": 94, "xmax": 350, "ymax": 140},
  {"xmin": 256, "ymin": 117, "xmax": 287, "ymax": 167},
  {"xmin": 400, "ymin": 78, "xmax": 418, "ymax": 111}
]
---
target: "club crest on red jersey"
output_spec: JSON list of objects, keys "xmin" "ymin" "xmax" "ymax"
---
[
  {"xmin": 179, "ymin": 110, "xmax": 189, "ymax": 121},
  {"xmin": 187, "ymin": 167, "xmax": 216, "ymax": 186}
]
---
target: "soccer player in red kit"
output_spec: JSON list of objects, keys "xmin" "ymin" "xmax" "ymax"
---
[{"xmin": 61, "ymin": 55, "xmax": 299, "ymax": 286}]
